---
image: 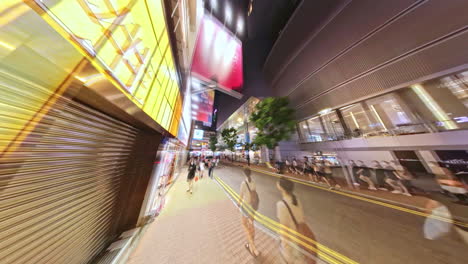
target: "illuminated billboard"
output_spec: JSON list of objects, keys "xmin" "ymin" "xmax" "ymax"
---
[
  {"xmin": 191, "ymin": 14, "xmax": 243, "ymax": 94},
  {"xmin": 193, "ymin": 90, "xmax": 215, "ymax": 126},
  {"xmin": 33, "ymin": 0, "xmax": 182, "ymax": 136},
  {"xmin": 193, "ymin": 129, "xmax": 204, "ymax": 140}
]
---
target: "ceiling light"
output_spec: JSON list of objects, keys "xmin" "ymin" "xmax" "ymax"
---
[
  {"xmin": 192, "ymin": 104, "xmax": 199, "ymax": 109},
  {"xmin": 319, "ymin": 108, "xmax": 332, "ymax": 115}
]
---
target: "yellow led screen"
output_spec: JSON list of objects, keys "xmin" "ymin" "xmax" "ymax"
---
[{"xmin": 37, "ymin": 0, "xmax": 182, "ymax": 136}]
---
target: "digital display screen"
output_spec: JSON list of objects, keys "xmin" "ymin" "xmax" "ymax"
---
[
  {"xmin": 193, "ymin": 90, "xmax": 215, "ymax": 126},
  {"xmin": 193, "ymin": 129, "xmax": 204, "ymax": 140},
  {"xmin": 191, "ymin": 14, "xmax": 243, "ymax": 93}
]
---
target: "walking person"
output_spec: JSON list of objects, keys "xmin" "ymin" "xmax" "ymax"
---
[
  {"xmin": 239, "ymin": 168, "xmax": 260, "ymax": 258},
  {"xmin": 198, "ymin": 158, "xmax": 205, "ymax": 179},
  {"xmin": 356, "ymin": 160, "xmax": 377, "ymax": 190},
  {"xmin": 285, "ymin": 158, "xmax": 293, "ymax": 174},
  {"xmin": 186, "ymin": 158, "xmax": 197, "ymax": 194},
  {"xmin": 324, "ymin": 160, "xmax": 341, "ymax": 189},
  {"xmin": 382, "ymin": 160, "xmax": 404, "ymax": 194},
  {"xmin": 390, "ymin": 161, "xmax": 413, "ymax": 196},
  {"xmin": 208, "ymin": 159, "xmax": 215, "ymax": 179},
  {"xmin": 292, "ymin": 158, "xmax": 300, "ymax": 174},
  {"xmin": 304, "ymin": 158, "xmax": 316, "ymax": 182},
  {"xmin": 372, "ymin": 160, "xmax": 389, "ymax": 191},
  {"xmin": 277, "ymin": 177, "xmax": 317, "ymax": 264}
]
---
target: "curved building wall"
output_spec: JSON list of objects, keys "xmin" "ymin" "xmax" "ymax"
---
[{"xmin": 264, "ymin": 0, "xmax": 468, "ymax": 120}]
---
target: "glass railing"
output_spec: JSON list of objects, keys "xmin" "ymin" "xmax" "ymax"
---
[{"xmin": 299, "ymin": 119, "xmax": 467, "ymax": 144}]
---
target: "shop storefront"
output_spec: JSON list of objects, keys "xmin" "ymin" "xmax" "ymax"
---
[
  {"xmin": 139, "ymin": 138, "xmax": 187, "ymax": 223},
  {"xmin": 0, "ymin": 1, "xmax": 187, "ymax": 263}
]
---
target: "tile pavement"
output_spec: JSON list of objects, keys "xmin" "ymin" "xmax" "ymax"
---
[{"xmin": 126, "ymin": 174, "xmax": 283, "ymax": 264}]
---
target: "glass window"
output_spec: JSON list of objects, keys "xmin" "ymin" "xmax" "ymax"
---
[
  {"xmin": 307, "ymin": 116, "xmax": 326, "ymax": 142},
  {"xmin": 366, "ymin": 93, "xmax": 427, "ymax": 135},
  {"xmin": 340, "ymin": 104, "xmax": 376, "ymax": 137},
  {"xmin": 297, "ymin": 121, "xmax": 310, "ymax": 142},
  {"xmin": 411, "ymin": 70, "xmax": 468, "ymax": 131},
  {"xmin": 321, "ymin": 111, "xmax": 345, "ymax": 140}
]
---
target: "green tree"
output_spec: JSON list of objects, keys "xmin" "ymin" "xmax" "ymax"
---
[
  {"xmin": 209, "ymin": 135, "xmax": 218, "ymax": 152},
  {"xmin": 250, "ymin": 97, "xmax": 296, "ymax": 161},
  {"xmin": 221, "ymin": 127, "xmax": 238, "ymax": 161}
]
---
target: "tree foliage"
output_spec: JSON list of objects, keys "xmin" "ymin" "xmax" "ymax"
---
[
  {"xmin": 221, "ymin": 127, "xmax": 238, "ymax": 152},
  {"xmin": 209, "ymin": 135, "xmax": 218, "ymax": 152},
  {"xmin": 250, "ymin": 97, "xmax": 296, "ymax": 149}
]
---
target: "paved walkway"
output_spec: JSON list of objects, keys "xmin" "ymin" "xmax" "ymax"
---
[{"xmin": 126, "ymin": 173, "xmax": 282, "ymax": 264}]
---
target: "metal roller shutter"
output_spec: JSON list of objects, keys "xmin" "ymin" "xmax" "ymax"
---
[{"xmin": 0, "ymin": 70, "xmax": 139, "ymax": 264}]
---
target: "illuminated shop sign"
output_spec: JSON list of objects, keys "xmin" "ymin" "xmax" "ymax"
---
[
  {"xmin": 34, "ymin": 0, "xmax": 182, "ymax": 136},
  {"xmin": 191, "ymin": 14, "xmax": 243, "ymax": 94}
]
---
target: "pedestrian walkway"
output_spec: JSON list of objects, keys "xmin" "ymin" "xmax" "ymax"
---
[{"xmin": 126, "ymin": 173, "xmax": 282, "ymax": 264}]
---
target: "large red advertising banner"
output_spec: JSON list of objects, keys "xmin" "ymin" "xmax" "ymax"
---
[{"xmin": 191, "ymin": 14, "xmax": 243, "ymax": 92}]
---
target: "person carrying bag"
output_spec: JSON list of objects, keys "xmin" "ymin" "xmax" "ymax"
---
[{"xmin": 277, "ymin": 177, "xmax": 317, "ymax": 264}]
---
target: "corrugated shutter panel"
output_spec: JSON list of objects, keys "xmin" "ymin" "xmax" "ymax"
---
[{"xmin": 0, "ymin": 71, "xmax": 139, "ymax": 264}]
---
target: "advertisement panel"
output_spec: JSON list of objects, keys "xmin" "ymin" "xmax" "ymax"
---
[
  {"xmin": 193, "ymin": 129, "xmax": 204, "ymax": 140},
  {"xmin": 193, "ymin": 90, "xmax": 215, "ymax": 125},
  {"xmin": 191, "ymin": 14, "xmax": 243, "ymax": 93}
]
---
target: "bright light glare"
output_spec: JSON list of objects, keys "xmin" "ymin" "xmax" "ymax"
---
[
  {"xmin": 0, "ymin": 40, "xmax": 14, "ymax": 51},
  {"xmin": 204, "ymin": 18, "xmax": 215, "ymax": 43},
  {"xmin": 237, "ymin": 17, "xmax": 244, "ymax": 34},
  {"xmin": 192, "ymin": 104, "xmax": 199, "ymax": 110},
  {"xmin": 225, "ymin": 4, "xmax": 232, "ymax": 25},
  {"xmin": 210, "ymin": 0, "xmax": 217, "ymax": 11}
]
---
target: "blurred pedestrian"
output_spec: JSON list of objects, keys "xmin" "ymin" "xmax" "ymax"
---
[
  {"xmin": 356, "ymin": 161, "xmax": 377, "ymax": 190},
  {"xmin": 391, "ymin": 161, "xmax": 413, "ymax": 196},
  {"xmin": 292, "ymin": 157, "xmax": 300, "ymax": 174},
  {"xmin": 304, "ymin": 158, "xmax": 316, "ymax": 182},
  {"xmin": 239, "ymin": 168, "xmax": 260, "ymax": 258},
  {"xmin": 382, "ymin": 161, "xmax": 405, "ymax": 194},
  {"xmin": 208, "ymin": 159, "xmax": 215, "ymax": 179},
  {"xmin": 285, "ymin": 158, "xmax": 294, "ymax": 174},
  {"xmin": 277, "ymin": 177, "xmax": 317, "ymax": 264},
  {"xmin": 429, "ymin": 161, "xmax": 468, "ymax": 203},
  {"xmin": 198, "ymin": 158, "xmax": 205, "ymax": 179},
  {"xmin": 186, "ymin": 158, "xmax": 197, "ymax": 194},
  {"xmin": 324, "ymin": 160, "xmax": 341, "ymax": 189},
  {"xmin": 372, "ymin": 161, "xmax": 388, "ymax": 191}
]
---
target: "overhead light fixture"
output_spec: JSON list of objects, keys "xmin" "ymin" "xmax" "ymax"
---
[
  {"xmin": 192, "ymin": 104, "xmax": 199, "ymax": 110},
  {"xmin": 319, "ymin": 108, "xmax": 332, "ymax": 115}
]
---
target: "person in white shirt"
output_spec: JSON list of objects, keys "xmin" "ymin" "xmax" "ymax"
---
[
  {"xmin": 239, "ymin": 168, "xmax": 260, "ymax": 258},
  {"xmin": 198, "ymin": 159, "xmax": 205, "ymax": 179},
  {"xmin": 292, "ymin": 158, "xmax": 300, "ymax": 174},
  {"xmin": 277, "ymin": 177, "xmax": 307, "ymax": 263}
]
